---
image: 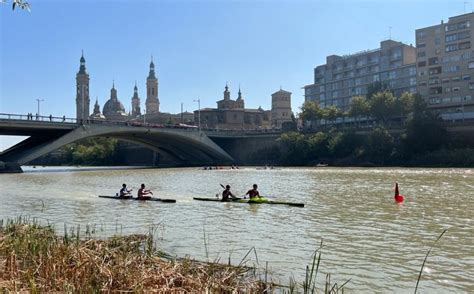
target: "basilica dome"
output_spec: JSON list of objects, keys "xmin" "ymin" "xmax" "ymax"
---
[{"xmin": 103, "ymin": 83, "xmax": 126, "ymax": 118}]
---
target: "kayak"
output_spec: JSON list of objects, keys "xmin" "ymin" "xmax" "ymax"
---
[
  {"xmin": 193, "ymin": 197, "xmax": 304, "ymax": 207},
  {"xmin": 98, "ymin": 195, "xmax": 176, "ymax": 203}
]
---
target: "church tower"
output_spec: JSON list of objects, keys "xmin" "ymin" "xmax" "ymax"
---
[
  {"xmin": 146, "ymin": 56, "xmax": 159, "ymax": 114},
  {"xmin": 131, "ymin": 82, "xmax": 141, "ymax": 117},
  {"xmin": 76, "ymin": 51, "xmax": 90, "ymax": 121}
]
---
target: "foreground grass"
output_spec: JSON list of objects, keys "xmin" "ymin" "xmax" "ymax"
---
[{"xmin": 0, "ymin": 218, "xmax": 268, "ymax": 292}]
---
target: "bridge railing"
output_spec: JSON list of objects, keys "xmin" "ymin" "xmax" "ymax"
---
[
  {"xmin": 0, "ymin": 113, "xmax": 77, "ymax": 124},
  {"xmin": 0, "ymin": 112, "xmax": 285, "ymax": 134}
]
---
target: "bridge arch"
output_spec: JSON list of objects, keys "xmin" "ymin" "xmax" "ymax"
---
[{"xmin": 0, "ymin": 124, "xmax": 234, "ymax": 166}]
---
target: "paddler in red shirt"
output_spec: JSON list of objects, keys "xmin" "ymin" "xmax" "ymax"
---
[{"xmin": 245, "ymin": 184, "xmax": 261, "ymax": 199}]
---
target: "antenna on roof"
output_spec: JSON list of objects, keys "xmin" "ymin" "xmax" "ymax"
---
[
  {"xmin": 389, "ymin": 26, "xmax": 392, "ymax": 40},
  {"xmin": 464, "ymin": 1, "xmax": 468, "ymax": 13}
]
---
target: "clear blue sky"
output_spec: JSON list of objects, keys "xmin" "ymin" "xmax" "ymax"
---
[{"xmin": 0, "ymin": 0, "xmax": 466, "ymax": 149}]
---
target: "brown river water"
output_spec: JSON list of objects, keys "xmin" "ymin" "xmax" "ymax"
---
[{"xmin": 1, "ymin": 167, "xmax": 473, "ymax": 292}]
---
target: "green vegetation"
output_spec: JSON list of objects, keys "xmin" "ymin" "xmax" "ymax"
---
[
  {"xmin": 289, "ymin": 90, "xmax": 474, "ymax": 166},
  {"xmin": 62, "ymin": 137, "xmax": 120, "ymax": 165}
]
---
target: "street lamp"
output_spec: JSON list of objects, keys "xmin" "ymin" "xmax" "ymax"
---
[
  {"xmin": 193, "ymin": 99, "xmax": 201, "ymax": 131},
  {"xmin": 36, "ymin": 98, "xmax": 44, "ymax": 118}
]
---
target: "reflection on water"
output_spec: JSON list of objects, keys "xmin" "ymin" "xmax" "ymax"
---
[{"xmin": 1, "ymin": 167, "xmax": 473, "ymax": 292}]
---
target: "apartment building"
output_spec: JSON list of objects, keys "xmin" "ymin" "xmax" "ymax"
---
[
  {"xmin": 416, "ymin": 12, "xmax": 474, "ymax": 120},
  {"xmin": 304, "ymin": 40, "xmax": 417, "ymax": 112}
]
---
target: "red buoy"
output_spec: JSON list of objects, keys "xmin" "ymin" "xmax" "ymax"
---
[{"xmin": 394, "ymin": 183, "xmax": 404, "ymax": 203}]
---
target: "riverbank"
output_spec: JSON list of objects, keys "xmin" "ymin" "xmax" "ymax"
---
[{"xmin": 0, "ymin": 218, "xmax": 268, "ymax": 292}]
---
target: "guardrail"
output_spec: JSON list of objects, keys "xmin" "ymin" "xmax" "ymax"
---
[
  {"xmin": 0, "ymin": 113, "xmax": 283, "ymax": 134},
  {"xmin": 0, "ymin": 113, "xmax": 77, "ymax": 124}
]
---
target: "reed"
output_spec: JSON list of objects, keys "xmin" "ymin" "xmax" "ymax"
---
[{"xmin": 0, "ymin": 218, "xmax": 267, "ymax": 292}]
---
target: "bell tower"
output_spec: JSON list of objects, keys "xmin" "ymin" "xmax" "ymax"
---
[
  {"xmin": 146, "ymin": 56, "xmax": 159, "ymax": 114},
  {"xmin": 76, "ymin": 51, "xmax": 90, "ymax": 120}
]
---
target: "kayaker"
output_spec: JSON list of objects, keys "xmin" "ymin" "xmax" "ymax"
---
[
  {"xmin": 245, "ymin": 184, "xmax": 260, "ymax": 199},
  {"xmin": 222, "ymin": 185, "xmax": 237, "ymax": 202},
  {"xmin": 119, "ymin": 183, "xmax": 132, "ymax": 197},
  {"xmin": 137, "ymin": 183, "xmax": 153, "ymax": 199}
]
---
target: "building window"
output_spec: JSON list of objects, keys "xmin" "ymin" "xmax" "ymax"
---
[
  {"xmin": 429, "ymin": 78, "xmax": 439, "ymax": 85},
  {"xmin": 446, "ymin": 44, "xmax": 458, "ymax": 52},
  {"xmin": 389, "ymin": 71, "xmax": 397, "ymax": 79},
  {"xmin": 466, "ymin": 95, "xmax": 473, "ymax": 101},
  {"xmin": 429, "ymin": 87, "xmax": 443, "ymax": 95},
  {"xmin": 410, "ymin": 77, "xmax": 417, "ymax": 86},
  {"xmin": 446, "ymin": 33, "xmax": 457, "ymax": 43},
  {"xmin": 355, "ymin": 78, "xmax": 362, "ymax": 85},
  {"xmin": 442, "ymin": 78, "xmax": 450, "ymax": 83},
  {"xmin": 419, "ymin": 70, "xmax": 427, "ymax": 76},
  {"xmin": 373, "ymin": 74, "xmax": 380, "ymax": 82},
  {"xmin": 428, "ymin": 57, "xmax": 439, "ymax": 65},
  {"xmin": 417, "ymin": 42, "xmax": 426, "ymax": 48},
  {"xmin": 419, "ymin": 81, "xmax": 427, "ymax": 86},
  {"xmin": 320, "ymin": 93, "xmax": 326, "ymax": 100},
  {"xmin": 417, "ymin": 31, "xmax": 427, "ymax": 38},
  {"xmin": 319, "ymin": 85, "xmax": 325, "ymax": 92},
  {"xmin": 444, "ymin": 65, "xmax": 460, "ymax": 73},
  {"xmin": 459, "ymin": 41, "xmax": 471, "ymax": 50},
  {"xmin": 452, "ymin": 76, "xmax": 461, "ymax": 82},
  {"xmin": 429, "ymin": 67, "xmax": 442, "ymax": 75},
  {"xmin": 417, "ymin": 51, "xmax": 426, "ymax": 58},
  {"xmin": 453, "ymin": 87, "xmax": 461, "ymax": 92},
  {"xmin": 333, "ymin": 91, "xmax": 339, "ymax": 98},
  {"xmin": 469, "ymin": 61, "xmax": 474, "ymax": 69},
  {"xmin": 463, "ymin": 75, "xmax": 471, "ymax": 80},
  {"xmin": 418, "ymin": 61, "xmax": 427, "ymax": 67},
  {"xmin": 429, "ymin": 97, "xmax": 441, "ymax": 104},
  {"xmin": 469, "ymin": 82, "xmax": 474, "ymax": 90},
  {"xmin": 445, "ymin": 87, "xmax": 451, "ymax": 93},
  {"xmin": 435, "ymin": 48, "xmax": 441, "ymax": 55},
  {"xmin": 355, "ymin": 87, "xmax": 363, "ymax": 95}
]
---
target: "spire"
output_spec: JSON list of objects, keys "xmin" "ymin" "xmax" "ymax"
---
[
  {"xmin": 111, "ymin": 81, "xmax": 117, "ymax": 100},
  {"xmin": 134, "ymin": 81, "xmax": 138, "ymax": 92},
  {"xmin": 237, "ymin": 85, "xmax": 243, "ymax": 101},
  {"xmin": 78, "ymin": 51, "xmax": 87, "ymax": 74},
  {"xmin": 148, "ymin": 55, "xmax": 156, "ymax": 79},
  {"xmin": 223, "ymin": 83, "xmax": 230, "ymax": 100},
  {"xmin": 93, "ymin": 97, "xmax": 101, "ymax": 115}
]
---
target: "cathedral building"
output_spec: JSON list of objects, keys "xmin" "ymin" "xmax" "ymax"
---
[
  {"xmin": 75, "ymin": 54, "xmax": 166, "ymax": 122},
  {"xmin": 196, "ymin": 85, "xmax": 272, "ymax": 130}
]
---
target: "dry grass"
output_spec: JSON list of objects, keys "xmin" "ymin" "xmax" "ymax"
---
[{"xmin": 0, "ymin": 218, "xmax": 268, "ymax": 292}]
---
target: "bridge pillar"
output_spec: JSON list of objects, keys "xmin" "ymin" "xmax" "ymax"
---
[{"xmin": 0, "ymin": 161, "xmax": 23, "ymax": 173}]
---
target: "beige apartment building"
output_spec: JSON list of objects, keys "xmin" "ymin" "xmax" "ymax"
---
[
  {"xmin": 304, "ymin": 40, "xmax": 417, "ymax": 114},
  {"xmin": 416, "ymin": 12, "xmax": 474, "ymax": 120}
]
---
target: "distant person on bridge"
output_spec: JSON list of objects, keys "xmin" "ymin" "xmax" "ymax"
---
[
  {"xmin": 49, "ymin": 114, "xmax": 52, "ymax": 122},
  {"xmin": 222, "ymin": 185, "xmax": 237, "ymax": 202},
  {"xmin": 137, "ymin": 183, "xmax": 153, "ymax": 200},
  {"xmin": 119, "ymin": 184, "xmax": 132, "ymax": 198},
  {"xmin": 245, "ymin": 184, "xmax": 261, "ymax": 199},
  {"xmin": 62, "ymin": 115, "xmax": 65, "ymax": 122}
]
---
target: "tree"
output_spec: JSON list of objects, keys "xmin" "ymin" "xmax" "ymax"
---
[
  {"xmin": 300, "ymin": 100, "xmax": 322, "ymax": 128},
  {"xmin": 365, "ymin": 127, "xmax": 394, "ymax": 163},
  {"xmin": 323, "ymin": 105, "xmax": 339, "ymax": 125},
  {"xmin": 1, "ymin": 0, "xmax": 31, "ymax": 11},
  {"xmin": 307, "ymin": 132, "xmax": 329, "ymax": 159},
  {"xmin": 366, "ymin": 81, "xmax": 390, "ymax": 100},
  {"xmin": 402, "ymin": 94, "xmax": 448, "ymax": 156},
  {"xmin": 349, "ymin": 95, "xmax": 369, "ymax": 127},
  {"xmin": 394, "ymin": 92, "xmax": 415, "ymax": 123},
  {"xmin": 278, "ymin": 132, "xmax": 308, "ymax": 164},
  {"xmin": 369, "ymin": 91, "xmax": 396, "ymax": 125}
]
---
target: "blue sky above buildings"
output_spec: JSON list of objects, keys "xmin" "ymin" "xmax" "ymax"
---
[{"xmin": 0, "ymin": 0, "xmax": 466, "ymax": 149}]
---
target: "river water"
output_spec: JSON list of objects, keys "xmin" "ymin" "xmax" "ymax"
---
[{"xmin": 1, "ymin": 167, "xmax": 473, "ymax": 292}]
